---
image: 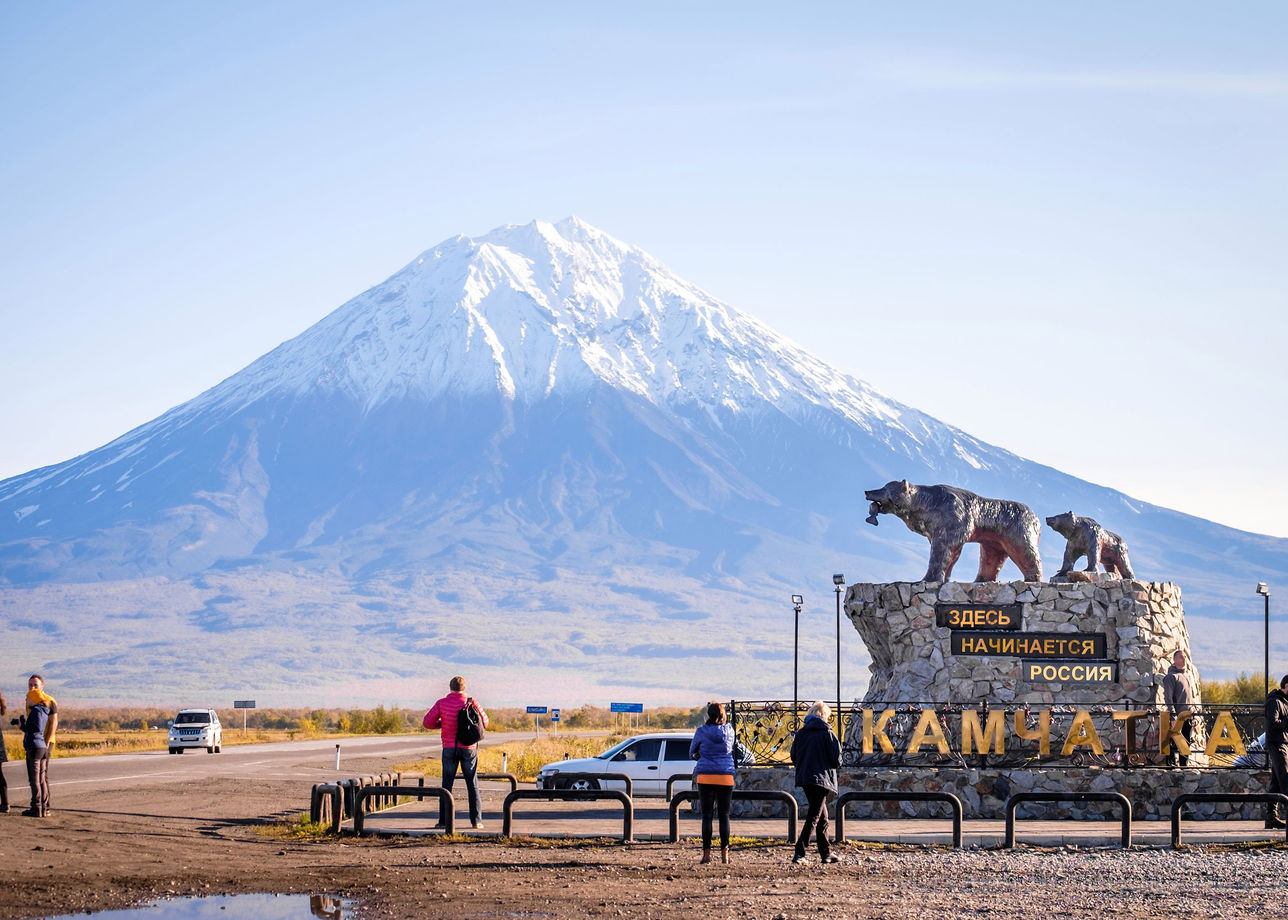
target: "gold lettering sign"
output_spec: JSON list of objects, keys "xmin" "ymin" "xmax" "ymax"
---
[
  {"xmin": 935, "ymin": 604, "xmax": 1021, "ymax": 631},
  {"xmin": 850, "ymin": 707, "xmax": 1250, "ymax": 760},
  {"xmin": 961, "ymin": 709, "xmax": 1007, "ymax": 755},
  {"xmin": 956, "ymin": 633, "xmax": 1107, "ymax": 659},
  {"xmin": 1022, "ymin": 660, "xmax": 1118, "ymax": 683}
]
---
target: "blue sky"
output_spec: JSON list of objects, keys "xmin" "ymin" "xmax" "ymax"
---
[{"xmin": 2, "ymin": 2, "xmax": 1285, "ymax": 537}]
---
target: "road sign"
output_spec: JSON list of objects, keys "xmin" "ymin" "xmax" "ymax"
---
[
  {"xmin": 551, "ymin": 709, "xmax": 561, "ymax": 722},
  {"xmin": 233, "ymin": 700, "xmax": 256, "ymax": 709},
  {"xmin": 610, "ymin": 702, "xmax": 643, "ymax": 713},
  {"xmin": 526, "ymin": 706, "xmax": 548, "ymax": 714}
]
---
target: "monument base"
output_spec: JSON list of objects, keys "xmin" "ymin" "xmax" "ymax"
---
[{"xmin": 845, "ymin": 579, "xmax": 1193, "ymax": 708}]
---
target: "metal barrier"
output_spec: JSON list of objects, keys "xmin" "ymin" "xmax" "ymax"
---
[
  {"xmin": 502, "ymin": 789, "xmax": 634, "ymax": 842},
  {"xmin": 537, "ymin": 772, "xmax": 635, "ymax": 797},
  {"xmin": 478, "ymin": 772, "xmax": 519, "ymax": 793},
  {"xmin": 833, "ymin": 791, "xmax": 963, "ymax": 848},
  {"xmin": 310, "ymin": 783, "xmax": 343, "ymax": 834},
  {"xmin": 1004, "ymin": 792, "xmax": 1132, "ymax": 848},
  {"xmin": 352, "ymin": 786, "xmax": 456, "ymax": 836},
  {"xmin": 666, "ymin": 773, "xmax": 695, "ymax": 801},
  {"xmin": 668, "ymin": 790, "xmax": 798, "ymax": 843},
  {"xmin": 1170, "ymin": 792, "xmax": 1288, "ymax": 847}
]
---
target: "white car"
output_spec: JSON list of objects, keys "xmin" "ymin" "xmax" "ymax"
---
[
  {"xmin": 537, "ymin": 732, "xmax": 695, "ymax": 797},
  {"xmin": 167, "ymin": 709, "xmax": 223, "ymax": 754}
]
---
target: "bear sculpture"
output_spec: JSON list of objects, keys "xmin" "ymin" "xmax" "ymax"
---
[
  {"xmin": 864, "ymin": 480, "xmax": 1043, "ymax": 582},
  {"xmin": 1045, "ymin": 512, "xmax": 1134, "ymax": 579}
]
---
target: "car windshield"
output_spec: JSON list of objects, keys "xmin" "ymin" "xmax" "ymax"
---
[
  {"xmin": 594, "ymin": 738, "xmax": 637, "ymax": 761},
  {"xmin": 175, "ymin": 712, "xmax": 210, "ymax": 724}
]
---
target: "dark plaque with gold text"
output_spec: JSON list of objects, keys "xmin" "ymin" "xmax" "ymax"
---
[
  {"xmin": 934, "ymin": 604, "xmax": 1022, "ymax": 631},
  {"xmin": 1023, "ymin": 660, "xmax": 1119, "ymax": 684},
  {"xmin": 951, "ymin": 631, "xmax": 1107, "ymax": 658}
]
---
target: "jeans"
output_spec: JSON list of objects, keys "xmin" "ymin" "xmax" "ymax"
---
[
  {"xmin": 795, "ymin": 784, "xmax": 831, "ymax": 858},
  {"xmin": 697, "ymin": 782, "xmax": 732, "ymax": 848},
  {"xmin": 442, "ymin": 745, "xmax": 481, "ymax": 824},
  {"xmin": 26, "ymin": 747, "xmax": 50, "ymax": 814}
]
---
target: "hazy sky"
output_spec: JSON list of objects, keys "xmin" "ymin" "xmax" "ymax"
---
[{"xmin": 3, "ymin": 2, "xmax": 1285, "ymax": 537}]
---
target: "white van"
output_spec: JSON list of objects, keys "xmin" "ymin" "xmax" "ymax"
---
[{"xmin": 167, "ymin": 709, "xmax": 223, "ymax": 754}]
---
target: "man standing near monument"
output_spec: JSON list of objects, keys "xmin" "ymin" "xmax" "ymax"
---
[
  {"xmin": 423, "ymin": 676, "xmax": 489, "ymax": 829},
  {"xmin": 1264, "ymin": 674, "xmax": 1288, "ymax": 829},
  {"xmin": 1162, "ymin": 650, "xmax": 1197, "ymax": 767}
]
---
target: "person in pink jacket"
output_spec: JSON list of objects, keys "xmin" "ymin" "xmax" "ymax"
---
[{"xmin": 423, "ymin": 675, "xmax": 489, "ymax": 828}]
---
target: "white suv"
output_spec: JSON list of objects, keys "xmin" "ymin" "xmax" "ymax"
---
[{"xmin": 168, "ymin": 709, "xmax": 223, "ymax": 754}]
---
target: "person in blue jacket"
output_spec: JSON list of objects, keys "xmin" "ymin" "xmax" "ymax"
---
[
  {"xmin": 689, "ymin": 701, "xmax": 736, "ymax": 864},
  {"xmin": 790, "ymin": 700, "xmax": 841, "ymax": 864}
]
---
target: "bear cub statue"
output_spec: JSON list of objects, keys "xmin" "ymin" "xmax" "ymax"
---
[
  {"xmin": 1044, "ymin": 512, "xmax": 1134, "ymax": 579},
  {"xmin": 864, "ymin": 480, "xmax": 1043, "ymax": 583}
]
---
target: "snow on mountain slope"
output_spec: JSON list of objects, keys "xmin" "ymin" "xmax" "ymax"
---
[{"xmin": 1, "ymin": 218, "xmax": 1286, "ymax": 704}]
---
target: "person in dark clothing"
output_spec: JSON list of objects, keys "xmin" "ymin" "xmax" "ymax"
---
[
  {"xmin": 0, "ymin": 687, "xmax": 10, "ymax": 813},
  {"xmin": 689, "ymin": 701, "xmax": 736, "ymax": 864},
  {"xmin": 22, "ymin": 674, "xmax": 58, "ymax": 818},
  {"xmin": 1264, "ymin": 674, "xmax": 1288, "ymax": 828},
  {"xmin": 1162, "ymin": 650, "xmax": 1198, "ymax": 767},
  {"xmin": 790, "ymin": 700, "xmax": 841, "ymax": 864}
]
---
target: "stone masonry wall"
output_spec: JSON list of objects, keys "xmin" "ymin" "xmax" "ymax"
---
[{"xmin": 844, "ymin": 577, "xmax": 1195, "ymax": 708}]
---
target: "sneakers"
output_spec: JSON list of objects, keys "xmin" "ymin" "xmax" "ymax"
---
[
  {"xmin": 21, "ymin": 808, "xmax": 44, "ymax": 818},
  {"xmin": 792, "ymin": 854, "xmax": 809, "ymax": 864},
  {"xmin": 821, "ymin": 854, "xmax": 839, "ymax": 864},
  {"xmin": 471, "ymin": 820, "xmax": 485, "ymax": 829}
]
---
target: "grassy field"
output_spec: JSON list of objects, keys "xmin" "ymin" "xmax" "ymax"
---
[{"xmin": 401, "ymin": 732, "xmax": 629, "ymax": 782}]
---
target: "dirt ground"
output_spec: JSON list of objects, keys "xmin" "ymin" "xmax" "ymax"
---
[{"xmin": 3, "ymin": 766, "xmax": 1288, "ymax": 920}]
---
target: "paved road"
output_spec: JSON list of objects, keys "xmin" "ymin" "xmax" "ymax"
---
[{"xmin": 41, "ymin": 732, "xmax": 534, "ymax": 792}]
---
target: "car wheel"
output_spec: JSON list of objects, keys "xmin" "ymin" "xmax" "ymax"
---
[
  {"xmin": 555, "ymin": 776, "xmax": 599, "ymax": 799},
  {"xmin": 168, "ymin": 747, "xmax": 177, "ymax": 755}
]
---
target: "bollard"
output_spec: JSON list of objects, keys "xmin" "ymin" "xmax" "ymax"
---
[
  {"xmin": 335, "ymin": 743, "xmax": 341, "ymax": 771},
  {"xmin": 502, "ymin": 753, "xmax": 509, "ymax": 773}
]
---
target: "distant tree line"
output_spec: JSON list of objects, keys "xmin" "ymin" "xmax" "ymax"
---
[{"xmin": 54, "ymin": 703, "xmax": 708, "ymax": 734}]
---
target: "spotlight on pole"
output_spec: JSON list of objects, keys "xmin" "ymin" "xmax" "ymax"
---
[{"xmin": 1258, "ymin": 583, "xmax": 1271, "ymax": 693}]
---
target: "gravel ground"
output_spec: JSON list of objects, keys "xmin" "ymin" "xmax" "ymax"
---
[{"xmin": 2, "ymin": 771, "xmax": 1286, "ymax": 920}]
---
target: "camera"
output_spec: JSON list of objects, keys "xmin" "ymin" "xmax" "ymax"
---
[{"xmin": 10, "ymin": 715, "xmax": 25, "ymax": 730}]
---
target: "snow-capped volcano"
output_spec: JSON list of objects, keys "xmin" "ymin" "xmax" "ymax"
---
[{"xmin": 1, "ymin": 218, "xmax": 1285, "ymax": 706}]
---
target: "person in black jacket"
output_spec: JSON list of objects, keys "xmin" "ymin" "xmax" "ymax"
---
[
  {"xmin": 790, "ymin": 700, "xmax": 841, "ymax": 864},
  {"xmin": 1264, "ymin": 674, "xmax": 1288, "ymax": 828}
]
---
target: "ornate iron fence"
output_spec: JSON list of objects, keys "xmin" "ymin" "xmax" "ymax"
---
[{"xmin": 729, "ymin": 701, "xmax": 1265, "ymax": 769}]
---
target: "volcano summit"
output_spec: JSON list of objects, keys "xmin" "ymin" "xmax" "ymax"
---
[{"xmin": 2, "ymin": 218, "xmax": 1284, "ymax": 705}]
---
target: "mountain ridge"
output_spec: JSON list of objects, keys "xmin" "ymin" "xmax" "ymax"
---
[{"xmin": 2, "ymin": 218, "xmax": 1285, "ymax": 705}]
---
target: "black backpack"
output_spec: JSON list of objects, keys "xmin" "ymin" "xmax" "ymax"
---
[{"xmin": 456, "ymin": 697, "xmax": 484, "ymax": 746}]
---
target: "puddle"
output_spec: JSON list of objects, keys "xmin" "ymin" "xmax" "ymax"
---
[{"xmin": 41, "ymin": 893, "xmax": 355, "ymax": 919}]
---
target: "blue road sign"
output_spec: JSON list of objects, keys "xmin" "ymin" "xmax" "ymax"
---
[
  {"xmin": 551, "ymin": 709, "xmax": 561, "ymax": 722},
  {"xmin": 610, "ymin": 702, "xmax": 644, "ymax": 713},
  {"xmin": 526, "ymin": 706, "xmax": 548, "ymax": 714}
]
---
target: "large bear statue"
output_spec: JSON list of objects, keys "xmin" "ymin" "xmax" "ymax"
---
[
  {"xmin": 1045, "ymin": 512, "xmax": 1135, "ymax": 579},
  {"xmin": 864, "ymin": 480, "xmax": 1043, "ymax": 583}
]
